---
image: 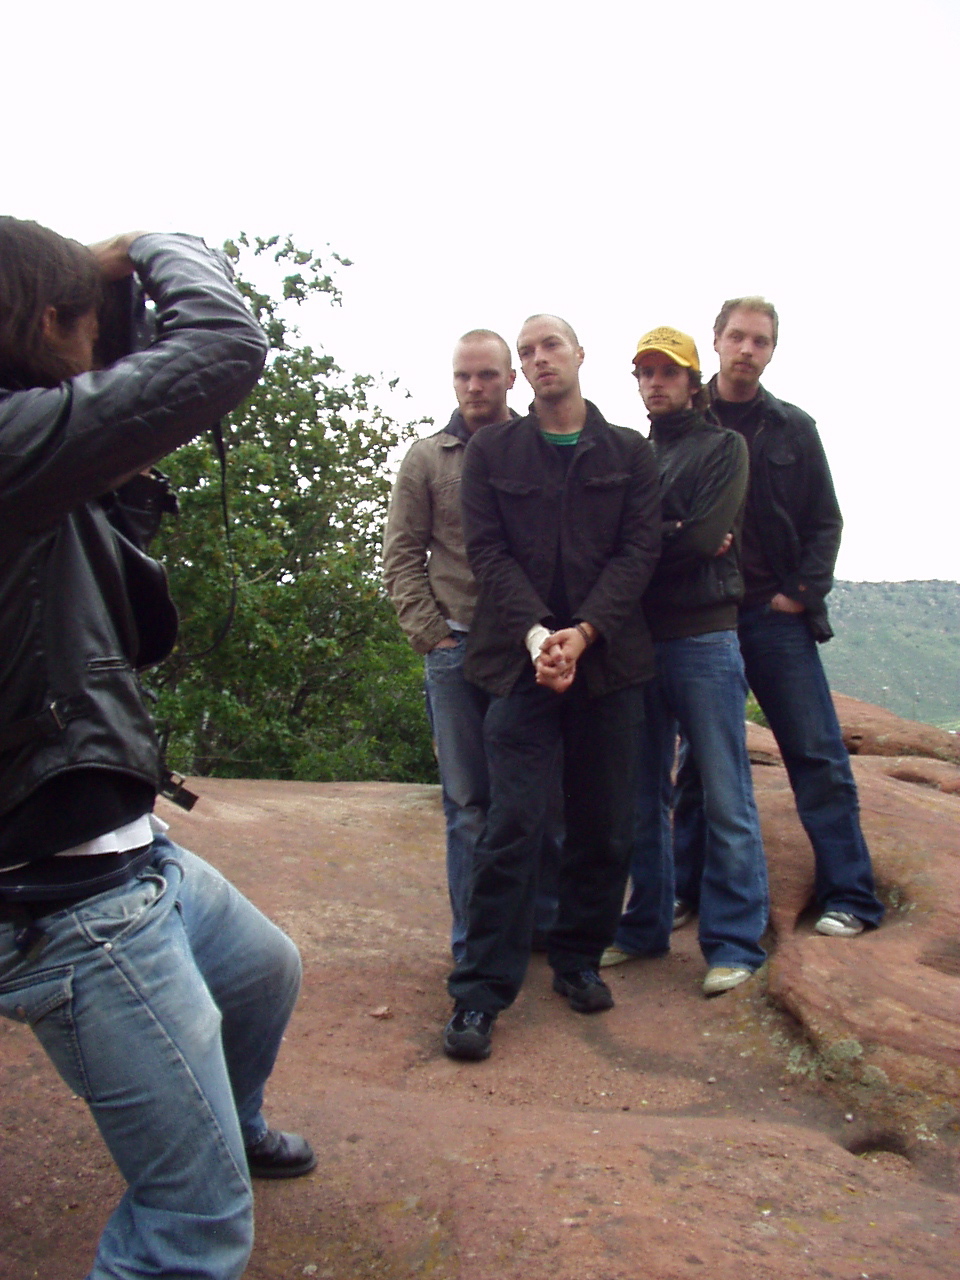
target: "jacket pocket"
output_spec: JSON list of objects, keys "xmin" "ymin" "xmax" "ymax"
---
[
  {"xmin": 86, "ymin": 656, "xmax": 131, "ymax": 672},
  {"xmin": 581, "ymin": 471, "xmax": 631, "ymax": 490},
  {"xmin": 433, "ymin": 474, "xmax": 461, "ymax": 504},
  {"xmin": 489, "ymin": 477, "xmax": 543, "ymax": 498}
]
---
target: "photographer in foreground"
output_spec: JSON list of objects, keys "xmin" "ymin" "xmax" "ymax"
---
[{"xmin": 0, "ymin": 219, "xmax": 315, "ymax": 1280}]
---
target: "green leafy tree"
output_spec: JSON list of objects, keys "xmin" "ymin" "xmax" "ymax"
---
[{"xmin": 149, "ymin": 235, "xmax": 436, "ymax": 783}]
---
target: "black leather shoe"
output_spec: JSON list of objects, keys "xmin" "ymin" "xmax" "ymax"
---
[
  {"xmin": 245, "ymin": 1129, "xmax": 317, "ymax": 1179},
  {"xmin": 552, "ymin": 968, "xmax": 614, "ymax": 1013},
  {"xmin": 443, "ymin": 1008, "xmax": 494, "ymax": 1060}
]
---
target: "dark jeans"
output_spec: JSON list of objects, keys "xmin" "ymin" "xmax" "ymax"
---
[
  {"xmin": 424, "ymin": 636, "xmax": 559, "ymax": 963},
  {"xmin": 674, "ymin": 606, "xmax": 884, "ymax": 926},
  {"xmin": 448, "ymin": 669, "xmax": 643, "ymax": 1015}
]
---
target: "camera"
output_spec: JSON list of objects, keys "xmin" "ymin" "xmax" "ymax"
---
[
  {"xmin": 94, "ymin": 276, "xmax": 157, "ymax": 368},
  {"xmin": 94, "ymin": 246, "xmax": 235, "ymax": 369}
]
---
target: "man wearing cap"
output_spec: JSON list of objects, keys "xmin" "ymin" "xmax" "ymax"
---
[
  {"xmin": 673, "ymin": 298, "xmax": 883, "ymax": 939},
  {"xmin": 442, "ymin": 314, "xmax": 661, "ymax": 1060},
  {"xmin": 601, "ymin": 326, "xmax": 768, "ymax": 995},
  {"xmin": 383, "ymin": 330, "xmax": 559, "ymax": 963}
]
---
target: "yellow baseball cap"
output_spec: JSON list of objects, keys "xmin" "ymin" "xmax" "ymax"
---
[{"xmin": 633, "ymin": 326, "xmax": 700, "ymax": 372}]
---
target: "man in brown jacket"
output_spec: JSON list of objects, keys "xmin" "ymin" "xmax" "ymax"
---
[{"xmin": 385, "ymin": 331, "xmax": 560, "ymax": 963}]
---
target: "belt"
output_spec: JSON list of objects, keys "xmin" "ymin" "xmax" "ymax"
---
[
  {"xmin": 0, "ymin": 891, "xmax": 96, "ymax": 924},
  {"xmin": 0, "ymin": 696, "xmax": 94, "ymax": 754}
]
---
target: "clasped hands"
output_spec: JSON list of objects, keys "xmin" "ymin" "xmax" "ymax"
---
[{"xmin": 532, "ymin": 623, "xmax": 595, "ymax": 693}]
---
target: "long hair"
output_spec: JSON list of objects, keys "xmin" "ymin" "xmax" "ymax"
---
[{"xmin": 0, "ymin": 217, "xmax": 101, "ymax": 389}]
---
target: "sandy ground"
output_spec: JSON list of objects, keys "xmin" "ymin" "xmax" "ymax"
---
[{"xmin": 1, "ymin": 778, "xmax": 957, "ymax": 1280}]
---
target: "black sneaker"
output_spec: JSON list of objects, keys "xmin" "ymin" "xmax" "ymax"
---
[
  {"xmin": 552, "ymin": 968, "xmax": 614, "ymax": 1013},
  {"xmin": 443, "ymin": 1008, "xmax": 494, "ymax": 1060},
  {"xmin": 673, "ymin": 899, "xmax": 694, "ymax": 930},
  {"xmin": 245, "ymin": 1129, "xmax": 317, "ymax": 1179}
]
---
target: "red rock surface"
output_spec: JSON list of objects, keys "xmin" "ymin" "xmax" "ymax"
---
[
  {"xmin": 2, "ymin": 728, "xmax": 959, "ymax": 1278},
  {"xmin": 834, "ymin": 693, "xmax": 960, "ymax": 765}
]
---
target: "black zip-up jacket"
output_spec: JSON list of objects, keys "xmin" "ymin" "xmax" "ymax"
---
[
  {"xmin": 0, "ymin": 234, "xmax": 268, "ymax": 874},
  {"xmin": 642, "ymin": 408, "xmax": 748, "ymax": 641},
  {"xmin": 461, "ymin": 401, "xmax": 661, "ymax": 697},
  {"xmin": 707, "ymin": 378, "xmax": 842, "ymax": 641}
]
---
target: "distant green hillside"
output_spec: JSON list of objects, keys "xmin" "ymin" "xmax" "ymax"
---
[{"xmin": 820, "ymin": 580, "xmax": 960, "ymax": 730}]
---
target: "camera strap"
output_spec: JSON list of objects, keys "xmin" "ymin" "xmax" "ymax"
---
[{"xmin": 173, "ymin": 422, "xmax": 238, "ymax": 661}]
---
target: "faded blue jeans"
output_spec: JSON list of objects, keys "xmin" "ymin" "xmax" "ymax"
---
[
  {"xmin": 425, "ymin": 635, "xmax": 558, "ymax": 962},
  {"xmin": 0, "ymin": 835, "xmax": 302, "ymax": 1280},
  {"xmin": 616, "ymin": 631, "xmax": 769, "ymax": 971}
]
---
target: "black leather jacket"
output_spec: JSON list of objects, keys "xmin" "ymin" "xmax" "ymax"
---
[
  {"xmin": 461, "ymin": 402, "xmax": 661, "ymax": 697},
  {"xmin": 642, "ymin": 408, "xmax": 747, "ymax": 641},
  {"xmin": 0, "ymin": 234, "xmax": 268, "ymax": 840},
  {"xmin": 706, "ymin": 378, "xmax": 843, "ymax": 641}
]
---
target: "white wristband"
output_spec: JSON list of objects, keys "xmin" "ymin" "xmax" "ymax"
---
[{"xmin": 525, "ymin": 624, "xmax": 553, "ymax": 665}]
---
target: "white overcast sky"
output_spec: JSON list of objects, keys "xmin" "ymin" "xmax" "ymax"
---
[{"xmin": 6, "ymin": 0, "xmax": 959, "ymax": 582}]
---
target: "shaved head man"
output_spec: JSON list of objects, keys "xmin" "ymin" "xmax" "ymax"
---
[
  {"xmin": 442, "ymin": 314, "xmax": 662, "ymax": 1061},
  {"xmin": 384, "ymin": 331, "xmax": 559, "ymax": 967}
]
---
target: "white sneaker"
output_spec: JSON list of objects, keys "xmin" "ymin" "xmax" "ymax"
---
[
  {"xmin": 702, "ymin": 966, "xmax": 752, "ymax": 996},
  {"xmin": 815, "ymin": 911, "xmax": 865, "ymax": 937},
  {"xmin": 599, "ymin": 945, "xmax": 640, "ymax": 968}
]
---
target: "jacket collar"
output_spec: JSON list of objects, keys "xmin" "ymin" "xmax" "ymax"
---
[
  {"xmin": 706, "ymin": 375, "xmax": 786, "ymax": 424},
  {"xmin": 523, "ymin": 398, "xmax": 608, "ymax": 445},
  {"xmin": 649, "ymin": 407, "xmax": 709, "ymax": 443},
  {"xmin": 441, "ymin": 407, "xmax": 519, "ymax": 446}
]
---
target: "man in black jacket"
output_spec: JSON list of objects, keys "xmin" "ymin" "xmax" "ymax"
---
[
  {"xmin": 673, "ymin": 298, "xmax": 883, "ymax": 938},
  {"xmin": 0, "ymin": 220, "xmax": 314, "ymax": 1280},
  {"xmin": 600, "ymin": 327, "xmax": 768, "ymax": 995},
  {"xmin": 443, "ymin": 314, "xmax": 661, "ymax": 1061}
]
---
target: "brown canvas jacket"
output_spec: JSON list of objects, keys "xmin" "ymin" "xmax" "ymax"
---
[{"xmin": 383, "ymin": 411, "xmax": 516, "ymax": 654}]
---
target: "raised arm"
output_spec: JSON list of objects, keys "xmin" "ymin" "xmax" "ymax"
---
[{"xmin": 1, "ymin": 233, "xmax": 268, "ymax": 535}]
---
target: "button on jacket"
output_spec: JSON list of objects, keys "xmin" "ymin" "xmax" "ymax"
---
[{"xmin": 461, "ymin": 401, "xmax": 662, "ymax": 698}]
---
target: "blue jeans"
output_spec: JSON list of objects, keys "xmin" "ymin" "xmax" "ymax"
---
[
  {"xmin": 672, "ymin": 735, "xmax": 706, "ymax": 908},
  {"xmin": 0, "ymin": 835, "xmax": 302, "ymax": 1280},
  {"xmin": 737, "ymin": 605, "xmax": 884, "ymax": 925},
  {"xmin": 425, "ymin": 636, "xmax": 558, "ymax": 962},
  {"xmin": 616, "ymin": 631, "xmax": 769, "ymax": 970},
  {"xmin": 449, "ymin": 669, "xmax": 642, "ymax": 1014}
]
